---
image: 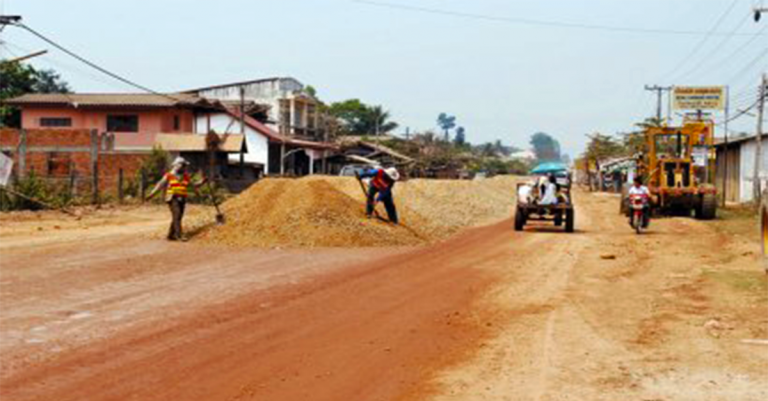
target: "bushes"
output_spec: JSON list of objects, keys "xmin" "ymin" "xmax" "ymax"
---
[{"xmin": 0, "ymin": 172, "xmax": 73, "ymax": 211}]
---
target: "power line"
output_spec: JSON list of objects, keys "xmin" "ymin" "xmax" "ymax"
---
[
  {"xmin": 661, "ymin": 0, "xmax": 740, "ymax": 83},
  {"xmin": 672, "ymin": 9, "xmax": 753, "ymax": 82},
  {"xmin": 725, "ymin": 46, "xmax": 768, "ymax": 83},
  {"xmin": 5, "ymin": 21, "xmax": 183, "ymax": 101},
  {"xmin": 351, "ymin": 0, "xmax": 765, "ymax": 36},
  {"xmin": 688, "ymin": 23, "xmax": 768, "ymax": 81}
]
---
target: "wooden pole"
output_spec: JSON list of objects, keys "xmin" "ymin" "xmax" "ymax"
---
[
  {"xmin": 140, "ymin": 170, "xmax": 147, "ymax": 203},
  {"xmin": 68, "ymin": 167, "xmax": 76, "ymax": 200},
  {"xmin": 92, "ymin": 162, "xmax": 99, "ymax": 206},
  {"xmin": 118, "ymin": 168, "xmax": 124, "ymax": 203},
  {"xmin": 755, "ymin": 74, "xmax": 766, "ymax": 208}
]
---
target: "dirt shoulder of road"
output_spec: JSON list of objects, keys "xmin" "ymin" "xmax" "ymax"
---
[
  {"xmin": 416, "ymin": 191, "xmax": 768, "ymax": 401},
  {"xmin": 0, "ymin": 203, "xmax": 209, "ymax": 250}
]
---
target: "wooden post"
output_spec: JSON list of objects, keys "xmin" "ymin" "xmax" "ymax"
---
[
  {"xmin": 118, "ymin": 168, "xmax": 124, "ymax": 203},
  {"xmin": 68, "ymin": 167, "xmax": 76, "ymax": 200},
  {"xmin": 92, "ymin": 162, "xmax": 99, "ymax": 206},
  {"xmin": 90, "ymin": 130, "xmax": 100, "ymax": 206},
  {"xmin": 140, "ymin": 169, "xmax": 147, "ymax": 203},
  {"xmin": 754, "ymin": 74, "xmax": 766, "ymax": 208},
  {"xmin": 18, "ymin": 129, "xmax": 27, "ymax": 178}
]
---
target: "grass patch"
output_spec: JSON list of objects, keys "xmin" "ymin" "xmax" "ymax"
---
[
  {"xmin": 710, "ymin": 206, "xmax": 760, "ymax": 243},
  {"xmin": 703, "ymin": 269, "xmax": 768, "ymax": 302}
]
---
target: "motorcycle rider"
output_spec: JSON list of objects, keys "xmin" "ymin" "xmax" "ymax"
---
[{"xmin": 627, "ymin": 176, "xmax": 651, "ymax": 228}]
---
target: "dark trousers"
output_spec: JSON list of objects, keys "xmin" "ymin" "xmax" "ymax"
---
[
  {"xmin": 367, "ymin": 186, "xmax": 399, "ymax": 224},
  {"xmin": 168, "ymin": 196, "xmax": 186, "ymax": 240}
]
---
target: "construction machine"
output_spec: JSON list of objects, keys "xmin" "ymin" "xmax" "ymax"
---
[{"xmin": 636, "ymin": 121, "xmax": 718, "ymax": 219}]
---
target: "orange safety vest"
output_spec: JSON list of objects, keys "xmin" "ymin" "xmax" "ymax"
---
[
  {"xmin": 371, "ymin": 169, "xmax": 390, "ymax": 191},
  {"xmin": 165, "ymin": 172, "xmax": 190, "ymax": 198}
]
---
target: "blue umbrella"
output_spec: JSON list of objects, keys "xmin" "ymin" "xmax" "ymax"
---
[{"xmin": 530, "ymin": 162, "xmax": 567, "ymax": 175}]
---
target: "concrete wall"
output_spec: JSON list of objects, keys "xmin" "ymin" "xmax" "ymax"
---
[{"xmin": 194, "ymin": 113, "xmax": 269, "ymax": 171}]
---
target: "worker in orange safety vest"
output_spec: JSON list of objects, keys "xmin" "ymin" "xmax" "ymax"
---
[{"xmin": 147, "ymin": 157, "xmax": 206, "ymax": 241}]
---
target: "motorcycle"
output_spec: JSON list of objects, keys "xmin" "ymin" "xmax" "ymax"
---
[{"xmin": 629, "ymin": 194, "xmax": 649, "ymax": 234}]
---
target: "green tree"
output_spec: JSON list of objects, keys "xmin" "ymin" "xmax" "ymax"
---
[
  {"xmin": 530, "ymin": 132, "xmax": 561, "ymax": 162},
  {"xmin": 1, "ymin": 63, "xmax": 71, "ymax": 127},
  {"xmin": 437, "ymin": 113, "xmax": 457, "ymax": 141},
  {"xmin": 454, "ymin": 126, "xmax": 466, "ymax": 146},
  {"xmin": 327, "ymin": 99, "xmax": 398, "ymax": 136},
  {"xmin": 367, "ymin": 105, "xmax": 398, "ymax": 136}
]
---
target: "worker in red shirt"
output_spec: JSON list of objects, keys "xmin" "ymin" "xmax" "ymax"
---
[
  {"xmin": 358, "ymin": 167, "xmax": 400, "ymax": 224},
  {"xmin": 147, "ymin": 157, "xmax": 206, "ymax": 241}
]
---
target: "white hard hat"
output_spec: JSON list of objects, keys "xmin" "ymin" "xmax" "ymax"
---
[
  {"xmin": 384, "ymin": 167, "xmax": 400, "ymax": 181},
  {"xmin": 172, "ymin": 157, "xmax": 189, "ymax": 167}
]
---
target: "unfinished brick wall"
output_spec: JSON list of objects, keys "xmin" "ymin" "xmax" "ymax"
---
[
  {"xmin": 0, "ymin": 129, "xmax": 149, "ymax": 201},
  {"xmin": 98, "ymin": 153, "xmax": 148, "ymax": 191}
]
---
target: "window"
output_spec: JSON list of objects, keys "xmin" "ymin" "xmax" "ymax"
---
[
  {"xmin": 107, "ymin": 115, "xmax": 139, "ymax": 132},
  {"xmin": 173, "ymin": 115, "xmax": 181, "ymax": 131},
  {"xmin": 40, "ymin": 117, "xmax": 72, "ymax": 127},
  {"xmin": 654, "ymin": 134, "xmax": 690, "ymax": 159}
]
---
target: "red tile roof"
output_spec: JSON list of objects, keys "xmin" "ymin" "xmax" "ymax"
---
[
  {"xmin": 5, "ymin": 93, "xmax": 216, "ymax": 109},
  {"xmin": 223, "ymin": 107, "xmax": 337, "ymax": 151}
]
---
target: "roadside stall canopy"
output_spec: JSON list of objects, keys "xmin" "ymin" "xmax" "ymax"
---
[{"xmin": 530, "ymin": 162, "xmax": 567, "ymax": 175}]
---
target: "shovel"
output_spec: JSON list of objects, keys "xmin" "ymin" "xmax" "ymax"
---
[{"xmin": 205, "ymin": 179, "xmax": 226, "ymax": 225}]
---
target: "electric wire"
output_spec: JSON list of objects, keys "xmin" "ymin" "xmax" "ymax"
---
[
  {"xmin": 662, "ymin": 0, "xmax": 741, "ymax": 83},
  {"xmin": 351, "ymin": 0, "xmax": 764, "ymax": 37},
  {"xmin": 672, "ymin": 10, "xmax": 753, "ymax": 83},
  {"xmin": 8, "ymin": 22, "xmax": 183, "ymax": 101}
]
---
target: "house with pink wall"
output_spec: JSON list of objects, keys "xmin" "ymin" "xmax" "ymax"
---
[{"xmin": 5, "ymin": 93, "xmax": 217, "ymax": 150}]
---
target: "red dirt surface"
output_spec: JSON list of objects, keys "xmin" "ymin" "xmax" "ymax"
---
[{"xmin": 0, "ymin": 220, "xmax": 512, "ymax": 401}]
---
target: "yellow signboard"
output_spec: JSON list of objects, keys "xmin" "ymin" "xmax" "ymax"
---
[{"xmin": 672, "ymin": 86, "xmax": 725, "ymax": 111}]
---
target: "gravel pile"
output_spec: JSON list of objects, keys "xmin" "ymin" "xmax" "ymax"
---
[{"xmin": 195, "ymin": 175, "xmax": 519, "ymax": 248}]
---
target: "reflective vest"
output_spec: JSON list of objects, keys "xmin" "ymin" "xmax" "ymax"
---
[{"xmin": 165, "ymin": 172, "xmax": 190, "ymax": 198}]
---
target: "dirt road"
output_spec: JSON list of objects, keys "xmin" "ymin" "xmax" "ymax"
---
[{"xmin": 1, "ymin": 190, "xmax": 766, "ymax": 400}]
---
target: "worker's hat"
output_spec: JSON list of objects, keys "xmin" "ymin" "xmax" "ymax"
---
[
  {"xmin": 171, "ymin": 157, "xmax": 190, "ymax": 167},
  {"xmin": 384, "ymin": 167, "xmax": 401, "ymax": 181}
]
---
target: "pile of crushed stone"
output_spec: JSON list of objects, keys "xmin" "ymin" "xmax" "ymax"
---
[{"xmin": 194, "ymin": 175, "xmax": 519, "ymax": 248}]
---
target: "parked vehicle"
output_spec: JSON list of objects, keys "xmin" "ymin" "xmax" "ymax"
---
[{"xmin": 339, "ymin": 164, "xmax": 371, "ymax": 177}]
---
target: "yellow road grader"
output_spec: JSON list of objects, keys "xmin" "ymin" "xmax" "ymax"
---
[{"xmin": 637, "ymin": 122, "xmax": 718, "ymax": 219}]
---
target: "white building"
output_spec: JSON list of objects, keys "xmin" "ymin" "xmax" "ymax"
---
[
  {"xmin": 184, "ymin": 77, "xmax": 322, "ymax": 140},
  {"xmin": 186, "ymin": 78, "xmax": 335, "ymax": 176},
  {"xmin": 194, "ymin": 107, "xmax": 334, "ymax": 176}
]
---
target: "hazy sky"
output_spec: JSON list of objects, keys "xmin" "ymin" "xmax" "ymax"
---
[{"xmin": 1, "ymin": 0, "xmax": 766, "ymax": 156}]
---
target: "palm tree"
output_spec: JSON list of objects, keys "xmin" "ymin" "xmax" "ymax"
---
[{"xmin": 366, "ymin": 105, "xmax": 398, "ymax": 136}]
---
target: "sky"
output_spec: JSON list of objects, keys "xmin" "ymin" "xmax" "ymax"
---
[{"xmin": 1, "ymin": 0, "xmax": 766, "ymax": 157}]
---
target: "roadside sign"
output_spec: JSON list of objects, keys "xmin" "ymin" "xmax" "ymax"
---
[
  {"xmin": 672, "ymin": 86, "xmax": 725, "ymax": 111},
  {"xmin": 0, "ymin": 153, "xmax": 13, "ymax": 187}
]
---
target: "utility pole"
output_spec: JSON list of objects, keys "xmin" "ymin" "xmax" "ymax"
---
[
  {"xmin": 0, "ymin": 50, "xmax": 47, "ymax": 64},
  {"xmin": 722, "ymin": 85, "xmax": 730, "ymax": 206},
  {"xmin": 754, "ymin": 74, "xmax": 766, "ymax": 207},
  {"xmin": 645, "ymin": 85, "xmax": 673, "ymax": 123}
]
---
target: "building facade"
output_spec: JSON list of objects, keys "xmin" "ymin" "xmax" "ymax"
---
[{"xmin": 183, "ymin": 77, "xmax": 324, "ymax": 140}]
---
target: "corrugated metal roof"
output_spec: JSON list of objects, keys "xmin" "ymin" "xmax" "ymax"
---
[
  {"xmin": 5, "ymin": 93, "xmax": 211, "ymax": 108},
  {"xmin": 154, "ymin": 133, "xmax": 245, "ymax": 153}
]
